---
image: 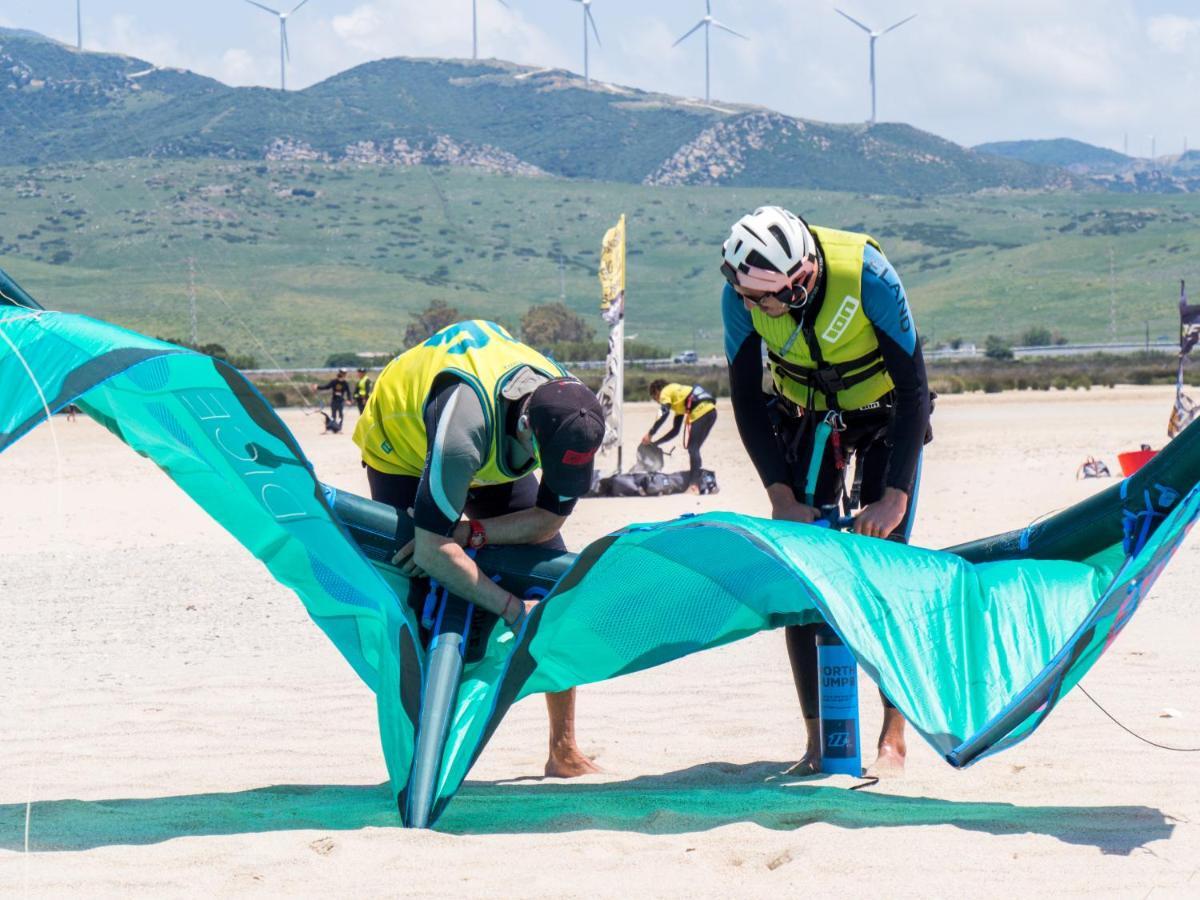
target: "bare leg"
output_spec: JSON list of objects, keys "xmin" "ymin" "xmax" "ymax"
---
[
  {"xmin": 865, "ymin": 694, "xmax": 907, "ymax": 777},
  {"xmin": 544, "ymin": 688, "xmax": 601, "ymax": 778},
  {"xmin": 784, "ymin": 625, "xmax": 823, "ymax": 775}
]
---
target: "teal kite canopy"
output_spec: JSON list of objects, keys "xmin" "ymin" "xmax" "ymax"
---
[{"xmin": 3, "ymin": 266, "xmax": 1199, "ymax": 828}]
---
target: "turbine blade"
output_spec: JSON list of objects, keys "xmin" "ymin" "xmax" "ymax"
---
[
  {"xmin": 673, "ymin": 20, "xmax": 705, "ymax": 47},
  {"xmin": 289, "ymin": 0, "xmax": 311, "ymax": 15},
  {"xmin": 495, "ymin": 0, "xmax": 510, "ymax": 7},
  {"xmin": 883, "ymin": 14, "xmax": 917, "ymax": 35},
  {"xmin": 834, "ymin": 8, "xmax": 872, "ymax": 33},
  {"xmin": 587, "ymin": 8, "xmax": 601, "ymax": 46},
  {"xmin": 710, "ymin": 20, "xmax": 748, "ymax": 40},
  {"xmin": 282, "ymin": 24, "xmax": 290, "ymax": 61},
  {"xmin": 244, "ymin": 0, "xmax": 282, "ymax": 15}
]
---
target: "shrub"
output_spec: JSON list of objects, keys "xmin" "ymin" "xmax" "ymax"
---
[
  {"xmin": 984, "ymin": 335, "xmax": 1014, "ymax": 360},
  {"xmin": 1020, "ymin": 326, "xmax": 1054, "ymax": 346}
]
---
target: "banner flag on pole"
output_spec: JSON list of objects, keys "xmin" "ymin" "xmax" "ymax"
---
[
  {"xmin": 596, "ymin": 215, "xmax": 626, "ymax": 470},
  {"xmin": 1170, "ymin": 280, "xmax": 1200, "ymax": 438}
]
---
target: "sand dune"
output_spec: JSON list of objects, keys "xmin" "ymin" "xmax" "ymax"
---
[{"xmin": 2, "ymin": 388, "xmax": 1198, "ymax": 896}]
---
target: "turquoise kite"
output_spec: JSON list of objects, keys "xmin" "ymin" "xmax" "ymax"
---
[{"xmin": 3, "ymin": 267, "xmax": 1199, "ymax": 829}]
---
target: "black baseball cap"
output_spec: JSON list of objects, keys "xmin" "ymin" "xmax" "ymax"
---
[{"xmin": 527, "ymin": 379, "xmax": 606, "ymax": 498}]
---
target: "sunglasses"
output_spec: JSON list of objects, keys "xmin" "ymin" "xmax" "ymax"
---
[{"xmin": 721, "ymin": 261, "xmax": 814, "ymax": 310}]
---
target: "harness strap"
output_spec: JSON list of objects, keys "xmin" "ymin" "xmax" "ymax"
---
[
  {"xmin": 768, "ymin": 348, "xmax": 880, "ymax": 378},
  {"xmin": 768, "ymin": 352, "xmax": 887, "ymax": 390}
]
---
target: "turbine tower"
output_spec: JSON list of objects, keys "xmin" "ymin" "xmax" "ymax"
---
[
  {"xmin": 472, "ymin": 0, "xmax": 510, "ymax": 61},
  {"xmin": 566, "ymin": 0, "xmax": 602, "ymax": 87},
  {"xmin": 835, "ymin": 8, "xmax": 916, "ymax": 125},
  {"xmin": 244, "ymin": 0, "xmax": 313, "ymax": 92},
  {"xmin": 673, "ymin": 1, "xmax": 747, "ymax": 105}
]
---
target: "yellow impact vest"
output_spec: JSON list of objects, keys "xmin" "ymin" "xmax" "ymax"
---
[
  {"xmin": 355, "ymin": 375, "xmax": 372, "ymax": 399},
  {"xmin": 352, "ymin": 320, "xmax": 567, "ymax": 482},
  {"xmin": 659, "ymin": 383, "xmax": 716, "ymax": 424},
  {"xmin": 750, "ymin": 225, "xmax": 895, "ymax": 412}
]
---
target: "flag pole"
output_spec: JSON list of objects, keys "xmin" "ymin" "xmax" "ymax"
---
[{"xmin": 597, "ymin": 215, "xmax": 627, "ymax": 473}]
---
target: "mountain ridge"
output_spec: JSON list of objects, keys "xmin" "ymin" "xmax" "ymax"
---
[
  {"xmin": 976, "ymin": 138, "xmax": 1200, "ymax": 193},
  {"xmin": 1, "ymin": 26, "xmax": 1073, "ymax": 195}
]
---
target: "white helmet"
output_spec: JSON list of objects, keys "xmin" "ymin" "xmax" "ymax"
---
[{"xmin": 721, "ymin": 206, "xmax": 820, "ymax": 308}]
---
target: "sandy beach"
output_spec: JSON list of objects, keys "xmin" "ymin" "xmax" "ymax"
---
[{"xmin": 2, "ymin": 387, "xmax": 1198, "ymax": 897}]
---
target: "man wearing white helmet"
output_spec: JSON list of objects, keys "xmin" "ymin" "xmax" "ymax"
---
[{"xmin": 721, "ymin": 206, "xmax": 931, "ymax": 776}]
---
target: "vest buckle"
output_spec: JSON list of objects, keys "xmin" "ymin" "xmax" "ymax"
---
[{"xmin": 811, "ymin": 366, "xmax": 848, "ymax": 396}]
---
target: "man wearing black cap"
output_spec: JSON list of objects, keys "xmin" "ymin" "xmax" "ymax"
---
[{"xmin": 352, "ymin": 319, "xmax": 605, "ymax": 777}]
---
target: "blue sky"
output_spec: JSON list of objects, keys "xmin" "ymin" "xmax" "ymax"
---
[{"xmin": 2, "ymin": 1, "xmax": 1197, "ymax": 153}]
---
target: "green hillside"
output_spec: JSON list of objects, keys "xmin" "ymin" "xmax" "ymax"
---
[
  {"xmin": 1, "ymin": 160, "xmax": 1194, "ymax": 366},
  {"xmin": 976, "ymin": 138, "xmax": 1132, "ymax": 171},
  {"xmin": 0, "ymin": 27, "xmax": 1069, "ymax": 195}
]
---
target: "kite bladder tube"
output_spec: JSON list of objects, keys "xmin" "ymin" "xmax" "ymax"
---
[{"xmin": 407, "ymin": 591, "xmax": 472, "ymax": 828}]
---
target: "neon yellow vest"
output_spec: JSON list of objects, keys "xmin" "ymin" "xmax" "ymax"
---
[
  {"xmin": 659, "ymin": 383, "xmax": 715, "ymax": 423},
  {"xmin": 352, "ymin": 320, "xmax": 567, "ymax": 482},
  {"xmin": 355, "ymin": 375, "xmax": 372, "ymax": 399},
  {"xmin": 750, "ymin": 225, "xmax": 895, "ymax": 412}
]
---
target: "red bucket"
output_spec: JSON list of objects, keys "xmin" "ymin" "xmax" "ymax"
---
[{"xmin": 1117, "ymin": 447, "xmax": 1158, "ymax": 477}]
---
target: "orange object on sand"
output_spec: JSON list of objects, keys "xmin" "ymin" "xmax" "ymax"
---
[{"xmin": 1117, "ymin": 446, "xmax": 1158, "ymax": 477}]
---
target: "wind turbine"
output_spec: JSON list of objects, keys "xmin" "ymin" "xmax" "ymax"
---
[
  {"xmin": 76, "ymin": 0, "xmax": 82, "ymax": 50},
  {"xmin": 673, "ymin": 1, "xmax": 747, "ymax": 105},
  {"xmin": 472, "ymin": 0, "xmax": 510, "ymax": 61},
  {"xmin": 566, "ymin": 0, "xmax": 602, "ymax": 87},
  {"xmin": 244, "ymin": 0, "xmax": 313, "ymax": 92},
  {"xmin": 835, "ymin": 9, "xmax": 915, "ymax": 125}
]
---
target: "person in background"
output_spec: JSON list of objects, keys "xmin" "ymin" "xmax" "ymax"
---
[
  {"xmin": 641, "ymin": 380, "xmax": 717, "ymax": 493},
  {"xmin": 354, "ymin": 367, "xmax": 373, "ymax": 414},
  {"xmin": 314, "ymin": 369, "xmax": 352, "ymax": 430}
]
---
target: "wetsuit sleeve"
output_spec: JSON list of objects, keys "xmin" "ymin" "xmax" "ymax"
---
[
  {"xmin": 860, "ymin": 245, "xmax": 930, "ymax": 496},
  {"xmin": 316, "ymin": 379, "xmax": 333, "ymax": 391},
  {"xmin": 535, "ymin": 481, "xmax": 578, "ymax": 518},
  {"xmin": 722, "ymin": 284, "xmax": 789, "ymax": 488},
  {"xmin": 647, "ymin": 405, "xmax": 670, "ymax": 438},
  {"xmin": 413, "ymin": 380, "xmax": 489, "ymax": 537},
  {"xmin": 654, "ymin": 415, "xmax": 683, "ymax": 445}
]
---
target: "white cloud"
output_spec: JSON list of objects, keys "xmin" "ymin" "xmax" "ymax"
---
[
  {"xmin": 1147, "ymin": 14, "xmax": 1200, "ymax": 54},
  {"xmin": 89, "ymin": 14, "xmax": 193, "ymax": 68},
  {"xmin": 321, "ymin": 0, "xmax": 565, "ymax": 68},
  {"xmin": 216, "ymin": 48, "xmax": 262, "ymax": 86}
]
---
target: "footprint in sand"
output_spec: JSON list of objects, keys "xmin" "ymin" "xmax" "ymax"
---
[{"xmin": 309, "ymin": 837, "xmax": 336, "ymax": 856}]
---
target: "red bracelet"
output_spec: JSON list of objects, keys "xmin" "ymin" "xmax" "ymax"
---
[{"xmin": 467, "ymin": 518, "xmax": 487, "ymax": 550}]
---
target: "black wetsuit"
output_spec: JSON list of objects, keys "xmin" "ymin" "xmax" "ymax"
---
[
  {"xmin": 317, "ymin": 377, "xmax": 352, "ymax": 427},
  {"xmin": 365, "ymin": 373, "xmax": 572, "ymax": 552},
  {"xmin": 649, "ymin": 402, "xmax": 717, "ymax": 486},
  {"xmin": 723, "ymin": 242, "xmax": 931, "ymax": 719}
]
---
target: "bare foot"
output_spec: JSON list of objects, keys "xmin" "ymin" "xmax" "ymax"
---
[
  {"xmin": 865, "ymin": 742, "xmax": 906, "ymax": 778},
  {"xmin": 686, "ymin": 484, "xmax": 701, "ymax": 494},
  {"xmin": 782, "ymin": 752, "xmax": 821, "ymax": 777},
  {"xmin": 544, "ymin": 747, "xmax": 602, "ymax": 778},
  {"xmin": 783, "ymin": 730, "xmax": 822, "ymax": 776}
]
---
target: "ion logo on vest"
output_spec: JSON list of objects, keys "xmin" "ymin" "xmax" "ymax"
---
[{"xmin": 821, "ymin": 295, "xmax": 861, "ymax": 344}]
